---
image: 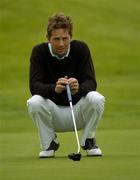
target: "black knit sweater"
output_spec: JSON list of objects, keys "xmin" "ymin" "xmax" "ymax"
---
[{"xmin": 29, "ymin": 40, "xmax": 97, "ymax": 105}]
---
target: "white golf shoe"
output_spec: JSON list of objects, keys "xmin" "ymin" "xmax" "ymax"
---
[
  {"xmin": 86, "ymin": 147, "xmax": 102, "ymax": 156},
  {"xmin": 39, "ymin": 150, "xmax": 55, "ymax": 158},
  {"xmin": 82, "ymin": 138, "xmax": 102, "ymax": 156},
  {"xmin": 39, "ymin": 140, "xmax": 59, "ymax": 158}
]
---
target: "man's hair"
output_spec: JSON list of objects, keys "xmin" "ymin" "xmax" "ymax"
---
[{"xmin": 47, "ymin": 13, "xmax": 73, "ymax": 38}]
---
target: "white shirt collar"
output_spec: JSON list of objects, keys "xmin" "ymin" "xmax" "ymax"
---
[{"xmin": 48, "ymin": 43, "xmax": 70, "ymax": 60}]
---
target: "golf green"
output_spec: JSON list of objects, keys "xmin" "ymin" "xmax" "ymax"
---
[{"xmin": 0, "ymin": 0, "xmax": 140, "ymax": 179}]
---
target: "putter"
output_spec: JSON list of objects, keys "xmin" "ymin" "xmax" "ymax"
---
[{"xmin": 66, "ymin": 84, "xmax": 81, "ymax": 161}]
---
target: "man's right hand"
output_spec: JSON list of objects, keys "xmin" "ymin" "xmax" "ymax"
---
[{"xmin": 55, "ymin": 76, "xmax": 68, "ymax": 94}]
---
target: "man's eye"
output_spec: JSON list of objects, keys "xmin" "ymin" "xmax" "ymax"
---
[
  {"xmin": 63, "ymin": 37, "xmax": 68, "ymax": 40},
  {"xmin": 54, "ymin": 38, "xmax": 60, "ymax": 41}
]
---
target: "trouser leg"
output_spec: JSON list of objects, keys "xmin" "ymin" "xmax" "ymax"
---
[
  {"xmin": 27, "ymin": 95, "xmax": 84, "ymax": 150},
  {"xmin": 79, "ymin": 91, "xmax": 105, "ymax": 146},
  {"xmin": 27, "ymin": 95, "xmax": 56, "ymax": 150}
]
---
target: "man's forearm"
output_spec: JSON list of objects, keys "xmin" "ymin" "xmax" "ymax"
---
[{"xmin": 30, "ymin": 82, "xmax": 56, "ymax": 98}]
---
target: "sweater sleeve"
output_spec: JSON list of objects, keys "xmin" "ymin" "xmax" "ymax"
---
[
  {"xmin": 29, "ymin": 45, "xmax": 56, "ymax": 98},
  {"xmin": 75, "ymin": 42, "xmax": 97, "ymax": 96}
]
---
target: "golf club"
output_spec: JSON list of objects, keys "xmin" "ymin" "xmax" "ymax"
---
[{"xmin": 66, "ymin": 84, "xmax": 81, "ymax": 161}]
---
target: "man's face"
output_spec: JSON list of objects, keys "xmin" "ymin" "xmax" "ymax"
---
[{"xmin": 48, "ymin": 28, "xmax": 71, "ymax": 57}]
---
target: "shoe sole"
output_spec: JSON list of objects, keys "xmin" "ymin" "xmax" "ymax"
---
[
  {"xmin": 87, "ymin": 154, "xmax": 102, "ymax": 157},
  {"xmin": 39, "ymin": 156, "xmax": 54, "ymax": 158}
]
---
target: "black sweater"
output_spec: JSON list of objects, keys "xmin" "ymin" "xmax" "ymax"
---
[{"xmin": 29, "ymin": 40, "xmax": 97, "ymax": 105}]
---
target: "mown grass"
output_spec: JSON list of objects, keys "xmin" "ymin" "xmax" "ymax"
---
[{"xmin": 0, "ymin": 0, "xmax": 140, "ymax": 180}]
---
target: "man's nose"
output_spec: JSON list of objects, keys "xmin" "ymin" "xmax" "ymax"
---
[{"xmin": 59, "ymin": 39, "xmax": 64, "ymax": 46}]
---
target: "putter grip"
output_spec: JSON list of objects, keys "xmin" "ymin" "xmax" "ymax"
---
[{"xmin": 66, "ymin": 84, "xmax": 72, "ymax": 102}]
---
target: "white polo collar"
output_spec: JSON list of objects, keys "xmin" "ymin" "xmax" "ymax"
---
[{"xmin": 48, "ymin": 43, "xmax": 70, "ymax": 60}]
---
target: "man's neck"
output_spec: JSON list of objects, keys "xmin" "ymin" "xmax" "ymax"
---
[{"xmin": 48, "ymin": 43, "xmax": 70, "ymax": 60}]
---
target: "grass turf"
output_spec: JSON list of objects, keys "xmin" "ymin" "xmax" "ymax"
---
[
  {"xmin": 0, "ymin": 0, "xmax": 140, "ymax": 179},
  {"xmin": 0, "ymin": 130, "xmax": 140, "ymax": 180}
]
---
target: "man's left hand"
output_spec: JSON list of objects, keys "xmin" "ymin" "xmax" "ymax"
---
[{"xmin": 68, "ymin": 78, "xmax": 79, "ymax": 95}]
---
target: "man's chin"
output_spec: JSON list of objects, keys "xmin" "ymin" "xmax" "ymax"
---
[{"xmin": 56, "ymin": 52, "xmax": 66, "ymax": 57}]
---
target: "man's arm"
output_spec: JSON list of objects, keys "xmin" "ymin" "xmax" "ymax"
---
[
  {"xmin": 29, "ymin": 46, "xmax": 56, "ymax": 98},
  {"xmin": 76, "ymin": 41, "xmax": 97, "ymax": 96}
]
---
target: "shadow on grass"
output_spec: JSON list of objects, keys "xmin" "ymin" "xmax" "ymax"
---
[{"xmin": 2, "ymin": 153, "xmax": 139, "ymax": 164}]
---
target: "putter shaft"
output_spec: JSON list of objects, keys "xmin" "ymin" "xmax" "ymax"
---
[
  {"xmin": 69, "ymin": 101, "xmax": 80, "ymax": 153},
  {"xmin": 66, "ymin": 84, "xmax": 81, "ymax": 153}
]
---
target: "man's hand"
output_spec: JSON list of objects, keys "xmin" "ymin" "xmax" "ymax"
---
[
  {"xmin": 55, "ymin": 76, "xmax": 79, "ymax": 95},
  {"xmin": 68, "ymin": 77, "xmax": 79, "ymax": 95},
  {"xmin": 55, "ymin": 76, "xmax": 68, "ymax": 94}
]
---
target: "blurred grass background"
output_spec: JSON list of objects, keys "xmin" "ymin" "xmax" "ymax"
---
[{"xmin": 0, "ymin": 0, "xmax": 140, "ymax": 180}]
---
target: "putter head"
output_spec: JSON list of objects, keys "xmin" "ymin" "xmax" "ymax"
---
[{"xmin": 68, "ymin": 153, "xmax": 81, "ymax": 161}]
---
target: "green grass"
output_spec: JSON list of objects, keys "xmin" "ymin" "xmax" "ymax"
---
[
  {"xmin": 1, "ymin": 130, "xmax": 140, "ymax": 180},
  {"xmin": 0, "ymin": 0, "xmax": 140, "ymax": 179}
]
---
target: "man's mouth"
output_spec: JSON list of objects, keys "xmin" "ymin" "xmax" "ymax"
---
[
  {"xmin": 57, "ymin": 49, "xmax": 66, "ymax": 54},
  {"xmin": 57, "ymin": 48, "xmax": 65, "ymax": 51}
]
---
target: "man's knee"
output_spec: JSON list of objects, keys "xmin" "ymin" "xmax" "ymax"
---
[
  {"xmin": 27, "ymin": 95, "xmax": 45, "ymax": 113},
  {"xmin": 86, "ymin": 91, "xmax": 105, "ymax": 108}
]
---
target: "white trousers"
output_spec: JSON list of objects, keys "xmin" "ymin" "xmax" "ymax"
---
[{"xmin": 27, "ymin": 91, "xmax": 105, "ymax": 150}]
